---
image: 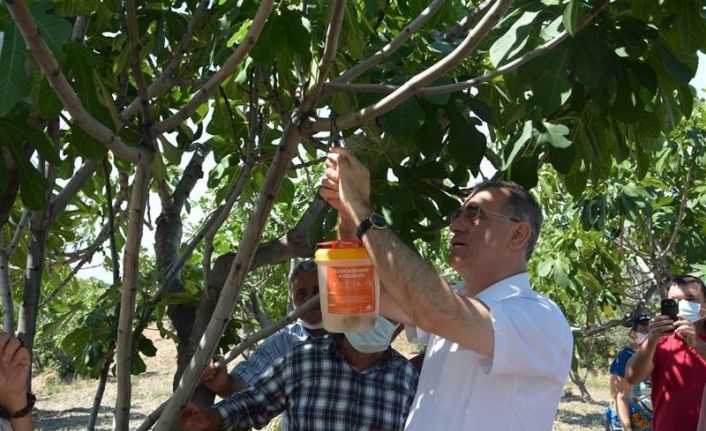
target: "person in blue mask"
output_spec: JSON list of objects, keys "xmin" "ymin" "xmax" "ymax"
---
[{"xmin": 180, "ymin": 317, "xmax": 419, "ymax": 431}]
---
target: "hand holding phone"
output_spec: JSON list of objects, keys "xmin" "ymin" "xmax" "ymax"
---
[{"xmin": 660, "ymin": 298, "xmax": 679, "ymax": 322}]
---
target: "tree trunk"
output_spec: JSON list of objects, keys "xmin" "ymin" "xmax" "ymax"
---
[
  {"xmin": 568, "ymin": 370, "xmax": 594, "ymax": 402},
  {"xmin": 153, "ymin": 118, "xmax": 302, "ymax": 430},
  {"xmin": 0, "ymin": 252, "xmax": 15, "ymax": 335},
  {"xmin": 114, "ymin": 163, "xmax": 152, "ymax": 430},
  {"xmin": 87, "ymin": 357, "xmax": 111, "ymax": 431},
  {"xmin": 17, "ymin": 209, "xmax": 49, "ymax": 388}
]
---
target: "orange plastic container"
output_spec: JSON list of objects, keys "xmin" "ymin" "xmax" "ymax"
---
[{"xmin": 314, "ymin": 240, "xmax": 379, "ymax": 332}]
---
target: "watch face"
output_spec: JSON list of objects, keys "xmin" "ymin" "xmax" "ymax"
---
[{"xmin": 370, "ymin": 213, "xmax": 387, "ymax": 228}]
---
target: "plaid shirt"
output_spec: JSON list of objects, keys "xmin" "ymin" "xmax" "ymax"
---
[
  {"xmin": 214, "ymin": 334, "xmax": 419, "ymax": 431},
  {"xmin": 232, "ymin": 322, "xmax": 313, "ymax": 384}
]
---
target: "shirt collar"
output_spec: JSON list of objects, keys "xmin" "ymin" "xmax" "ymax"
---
[{"xmin": 473, "ymin": 272, "xmax": 532, "ymax": 303}]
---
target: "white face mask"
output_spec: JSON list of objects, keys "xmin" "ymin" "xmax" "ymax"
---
[
  {"xmin": 636, "ymin": 333, "xmax": 648, "ymax": 345},
  {"xmin": 678, "ymin": 300, "xmax": 703, "ymax": 323},
  {"xmin": 344, "ymin": 317, "xmax": 399, "ymax": 353},
  {"xmin": 297, "ymin": 318, "xmax": 323, "ymax": 330}
]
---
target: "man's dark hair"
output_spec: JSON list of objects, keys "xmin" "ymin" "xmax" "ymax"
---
[
  {"xmin": 670, "ymin": 274, "xmax": 706, "ymax": 297},
  {"xmin": 289, "ymin": 259, "xmax": 317, "ymax": 286},
  {"xmin": 469, "ymin": 180, "xmax": 543, "ymax": 262}
]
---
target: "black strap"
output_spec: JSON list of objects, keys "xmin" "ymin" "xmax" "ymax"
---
[{"xmin": 0, "ymin": 393, "xmax": 36, "ymax": 419}]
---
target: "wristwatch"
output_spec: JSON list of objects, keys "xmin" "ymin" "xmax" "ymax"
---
[{"xmin": 356, "ymin": 213, "xmax": 388, "ymax": 239}]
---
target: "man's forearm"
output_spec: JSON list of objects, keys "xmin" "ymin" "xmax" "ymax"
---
[
  {"xmin": 625, "ymin": 342, "xmax": 656, "ymax": 384},
  {"xmin": 358, "ymin": 224, "xmax": 455, "ymax": 329},
  {"xmin": 337, "ymin": 214, "xmax": 357, "ymax": 241},
  {"xmin": 1, "ymin": 392, "xmax": 33, "ymax": 431}
]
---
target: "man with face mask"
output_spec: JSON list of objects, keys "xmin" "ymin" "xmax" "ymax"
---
[
  {"xmin": 201, "ymin": 260, "xmax": 328, "ymax": 397},
  {"xmin": 605, "ymin": 314, "xmax": 652, "ymax": 431},
  {"xmin": 180, "ymin": 316, "xmax": 419, "ymax": 431},
  {"xmin": 626, "ymin": 275, "xmax": 706, "ymax": 431}
]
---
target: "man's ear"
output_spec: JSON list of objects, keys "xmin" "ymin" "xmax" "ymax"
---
[{"xmin": 508, "ymin": 221, "xmax": 531, "ymax": 252}]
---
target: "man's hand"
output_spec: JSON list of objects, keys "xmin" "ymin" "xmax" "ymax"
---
[
  {"xmin": 648, "ymin": 315, "xmax": 675, "ymax": 343},
  {"xmin": 178, "ymin": 402, "xmax": 222, "ymax": 431},
  {"xmin": 201, "ymin": 357, "xmax": 229, "ymax": 394},
  {"xmin": 0, "ymin": 332, "xmax": 31, "ymax": 413},
  {"xmin": 674, "ymin": 316, "xmax": 700, "ymax": 346},
  {"xmin": 321, "ymin": 148, "xmax": 372, "ymax": 222},
  {"xmin": 0, "ymin": 332, "xmax": 29, "ymax": 394}
]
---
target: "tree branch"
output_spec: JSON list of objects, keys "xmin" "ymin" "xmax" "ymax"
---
[
  {"xmin": 7, "ymin": 210, "xmax": 30, "ymax": 258},
  {"xmin": 114, "ymin": 163, "xmax": 153, "ymax": 430},
  {"xmin": 315, "ymin": 0, "xmax": 347, "ymax": 86},
  {"xmin": 442, "ymin": 0, "xmax": 491, "ymax": 41},
  {"xmin": 49, "ymin": 160, "xmax": 101, "ymax": 224},
  {"xmin": 125, "ymin": 0, "xmax": 153, "ymax": 124},
  {"xmin": 4, "ymin": 0, "xmax": 150, "ymax": 164},
  {"xmin": 135, "ymin": 294, "xmax": 320, "ymax": 431},
  {"xmin": 324, "ymin": 0, "xmax": 610, "ymax": 97},
  {"xmin": 172, "ymin": 148, "xmax": 208, "ymax": 213},
  {"xmin": 661, "ymin": 159, "xmax": 694, "ymax": 257},
  {"xmin": 312, "ymin": 0, "xmax": 513, "ymax": 133},
  {"xmin": 154, "ymin": 116, "xmax": 303, "ymax": 430},
  {"xmin": 0, "ymin": 251, "xmax": 15, "ymax": 336},
  {"xmin": 153, "ymin": 0, "xmax": 275, "ymax": 135},
  {"xmin": 333, "ymin": 0, "xmax": 446, "ymax": 84},
  {"xmin": 120, "ymin": 0, "xmax": 211, "ymax": 121}
]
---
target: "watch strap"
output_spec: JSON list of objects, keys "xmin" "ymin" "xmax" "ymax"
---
[{"xmin": 356, "ymin": 213, "xmax": 387, "ymax": 239}]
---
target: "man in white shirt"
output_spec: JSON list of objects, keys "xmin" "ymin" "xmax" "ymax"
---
[{"xmin": 320, "ymin": 148, "xmax": 573, "ymax": 430}]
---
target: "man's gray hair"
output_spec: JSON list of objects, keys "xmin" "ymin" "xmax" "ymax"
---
[
  {"xmin": 289, "ymin": 259, "xmax": 318, "ymax": 286},
  {"xmin": 469, "ymin": 180, "xmax": 543, "ymax": 262}
]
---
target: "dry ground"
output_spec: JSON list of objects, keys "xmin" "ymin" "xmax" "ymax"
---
[{"xmin": 34, "ymin": 326, "xmax": 611, "ymax": 430}]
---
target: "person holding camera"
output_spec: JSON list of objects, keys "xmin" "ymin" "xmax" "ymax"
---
[
  {"xmin": 605, "ymin": 314, "xmax": 652, "ymax": 431},
  {"xmin": 626, "ymin": 275, "xmax": 706, "ymax": 431},
  {"xmin": 320, "ymin": 148, "xmax": 573, "ymax": 430}
]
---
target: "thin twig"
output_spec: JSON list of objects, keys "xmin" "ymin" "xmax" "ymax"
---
[
  {"xmin": 7, "ymin": 210, "xmax": 30, "ymax": 258},
  {"xmin": 312, "ymin": 0, "xmax": 513, "ymax": 132},
  {"xmin": 661, "ymin": 159, "xmax": 694, "ymax": 257},
  {"xmin": 153, "ymin": 0, "xmax": 275, "ymax": 135},
  {"xmin": 443, "ymin": 0, "xmax": 491, "ymax": 41},
  {"xmin": 120, "ymin": 0, "xmax": 211, "ymax": 121},
  {"xmin": 333, "ymin": 0, "xmax": 446, "ymax": 84},
  {"xmin": 125, "ymin": 0, "xmax": 153, "ymax": 124}
]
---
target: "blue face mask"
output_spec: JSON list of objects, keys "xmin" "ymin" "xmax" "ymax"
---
[{"xmin": 344, "ymin": 317, "xmax": 399, "ymax": 353}]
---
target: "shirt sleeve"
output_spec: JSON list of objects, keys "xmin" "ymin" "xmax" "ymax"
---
[
  {"xmin": 231, "ymin": 331, "xmax": 297, "ymax": 384},
  {"xmin": 609, "ymin": 348, "xmax": 633, "ymax": 378},
  {"xmin": 404, "ymin": 325, "xmax": 430, "ymax": 343},
  {"xmin": 484, "ymin": 296, "xmax": 572, "ymax": 377},
  {"xmin": 215, "ymin": 355, "xmax": 291, "ymax": 431}
]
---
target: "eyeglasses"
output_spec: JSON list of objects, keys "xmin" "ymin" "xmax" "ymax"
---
[{"xmin": 448, "ymin": 204, "xmax": 523, "ymax": 226}]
